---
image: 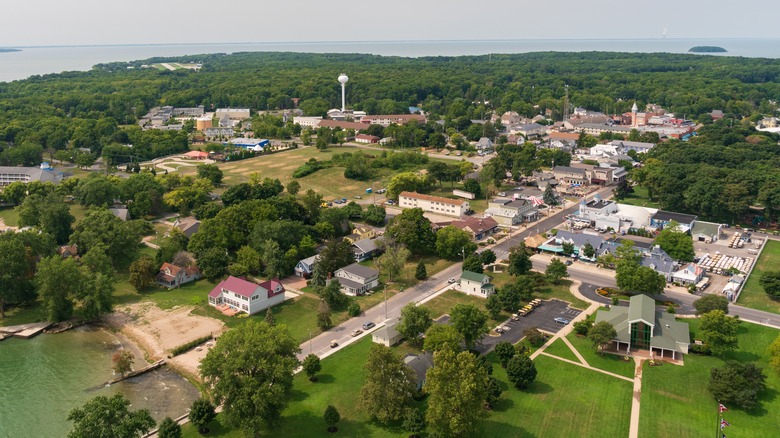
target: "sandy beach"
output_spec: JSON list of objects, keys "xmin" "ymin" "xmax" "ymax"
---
[{"xmin": 105, "ymin": 302, "xmax": 226, "ymax": 378}]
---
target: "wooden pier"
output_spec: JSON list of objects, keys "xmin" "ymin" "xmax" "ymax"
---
[{"xmin": 0, "ymin": 322, "xmax": 52, "ymax": 339}]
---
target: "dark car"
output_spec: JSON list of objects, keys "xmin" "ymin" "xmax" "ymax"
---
[{"xmin": 362, "ymin": 321, "xmax": 376, "ymax": 330}]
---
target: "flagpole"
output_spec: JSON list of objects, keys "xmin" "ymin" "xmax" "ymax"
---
[{"xmin": 715, "ymin": 400, "xmax": 720, "ymax": 438}]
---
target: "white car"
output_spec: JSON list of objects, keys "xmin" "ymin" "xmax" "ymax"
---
[{"xmin": 448, "ymin": 278, "xmax": 457, "ymax": 284}]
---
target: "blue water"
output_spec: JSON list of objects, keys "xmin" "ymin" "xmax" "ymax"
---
[{"xmin": 1, "ymin": 38, "xmax": 779, "ymax": 83}]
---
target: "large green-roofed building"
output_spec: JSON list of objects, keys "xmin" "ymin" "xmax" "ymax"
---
[{"xmin": 595, "ymin": 294, "xmax": 690, "ymax": 360}]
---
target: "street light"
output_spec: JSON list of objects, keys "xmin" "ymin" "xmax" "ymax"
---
[{"xmin": 384, "ymin": 284, "xmax": 388, "ymax": 319}]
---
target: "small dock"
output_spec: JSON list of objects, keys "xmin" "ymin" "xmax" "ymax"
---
[
  {"xmin": 106, "ymin": 359, "xmax": 166, "ymax": 385},
  {"xmin": 0, "ymin": 322, "xmax": 52, "ymax": 339}
]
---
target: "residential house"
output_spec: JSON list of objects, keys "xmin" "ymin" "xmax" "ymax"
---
[
  {"xmin": 173, "ymin": 216, "xmax": 201, "ymax": 238},
  {"xmin": 673, "ymin": 263, "xmax": 706, "ymax": 285},
  {"xmin": 513, "ymin": 123, "xmax": 546, "ymax": 139},
  {"xmin": 157, "ymin": 262, "xmax": 202, "ymax": 289},
  {"xmin": 476, "ymin": 137, "xmax": 493, "ymax": 150},
  {"xmin": 650, "ymin": 211, "xmax": 697, "ymax": 232},
  {"xmin": 595, "ymin": 294, "xmax": 690, "ymax": 360},
  {"xmin": 485, "ymin": 198, "xmax": 538, "ymax": 226},
  {"xmin": 372, "ymin": 318, "xmax": 404, "ymax": 347},
  {"xmin": 398, "ymin": 192, "xmax": 469, "ymax": 218},
  {"xmin": 709, "ymin": 110, "xmax": 724, "ymax": 121},
  {"xmin": 355, "ymin": 134, "xmax": 380, "ymax": 144},
  {"xmin": 353, "ymin": 238, "xmax": 380, "ymax": 262},
  {"xmin": 334, "ymin": 263, "xmax": 380, "ymax": 296},
  {"xmin": 404, "ymin": 352, "xmax": 434, "ymax": 391},
  {"xmin": 294, "ymin": 255, "xmax": 319, "ymax": 278},
  {"xmin": 207, "ymin": 276, "xmax": 286, "ymax": 315},
  {"xmin": 459, "ymin": 270, "xmax": 495, "ymax": 298},
  {"xmin": 344, "ymin": 226, "xmax": 378, "ymax": 244},
  {"xmin": 449, "ymin": 216, "xmax": 499, "ymax": 241},
  {"xmin": 109, "ymin": 207, "xmax": 130, "ymax": 221},
  {"xmin": 58, "ymin": 245, "xmax": 78, "ymax": 259},
  {"xmin": 640, "ymin": 246, "xmax": 677, "ymax": 282}
]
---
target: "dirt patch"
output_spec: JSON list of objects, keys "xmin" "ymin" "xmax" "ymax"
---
[
  {"xmin": 651, "ymin": 390, "xmax": 690, "ymax": 402},
  {"xmin": 105, "ymin": 302, "xmax": 226, "ymax": 369}
]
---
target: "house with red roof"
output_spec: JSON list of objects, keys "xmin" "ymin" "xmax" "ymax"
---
[
  {"xmin": 207, "ymin": 276, "xmax": 286, "ymax": 315},
  {"xmin": 156, "ymin": 262, "xmax": 202, "ymax": 289}
]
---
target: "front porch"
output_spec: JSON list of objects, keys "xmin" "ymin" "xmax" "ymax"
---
[{"xmin": 601, "ymin": 341, "xmax": 684, "ymax": 365}]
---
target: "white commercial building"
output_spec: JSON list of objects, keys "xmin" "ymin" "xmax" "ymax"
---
[{"xmin": 398, "ymin": 192, "xmax": 469, "ymax": 218}]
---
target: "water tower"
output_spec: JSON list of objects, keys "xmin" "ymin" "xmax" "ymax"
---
[{"xmin": 338, "ymin": 73, "xmax": 349, "ymax": 112}]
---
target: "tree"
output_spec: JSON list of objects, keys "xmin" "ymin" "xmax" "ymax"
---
[
  {"xmin": 582, "ymin": 241, "xmax": 596, "ymax": 259},
  {"xmin": 70, "ymin": 208, "xmax": 141, "ymax": 267},
  {"xmin": 317, "ymin": 300, "xmax": 333, "ymax": 330},
  {"xmin": 359, "ymin": 344, "xmax": 416, "ymax": 424},
  {"xmin": 480, "ymin": 249, "xmax": 497, "ymax": 265},
  {"xmin": 377, "ymin": 240, "xmax": 411, "ymax": 283},
  {"xmin": 188, "ymin": 398, "xmax": 216, "ymax": 434},
  {"xmin": 17, "ymin": 193, "xmax": 75, "ymax": 244},
  {"xmin": 75, "ymin": 175, "xmax": 119, "ymax": 207},
  {"xmin": 462, "ymin": 254, "xmax": 484, "ymax": 274},
  {"xmin": 197, "ymin": 247, "xmax": 229, "ymax": 281},
  {"xmin": 654, "ymin": 222, "xmax": 695, "ymax": 262},
  {"xmin": 524, "ymin": 327, "xmax": 547, "ymax": 347},
  {"xmin": 315, "ymin": 239, "xmax": 355, "ymax": 278},
  {"xmin": 708, "ymin": 361, "xmax": 767, "ymax": 410},
  {"xmin": 156, "ymin": 417, "xmax": 182, "ymax": 438},
  {"xmin": 573, "ymin": 320, "xmax": 591, "ymax": 336},
  {"xmin": 0, "ymin": 236, "xmax": 32, "ymax": 319},
  {"xmin": 545, "ymin": 258, "xmax": 569, "ymax": 284},
  {"xmin": 200, "ymin": 321, "xmax": 300, "ymax": 436},
  {"xmin": 768, "ymin": 334, "xmax": 780, "ymax": 375},
  {"xmin": 362, "ymin": 204, "xmax": 386, "ymax": 226},
  {"xmin": 561, "ymin": 242, "xmax": 575, "ymax": 256},
  {"xmin": 507, "ymin": 354, "xmax": 537, "ymax": 389},
  {"xmin": 36, "ymin": 255, "xmax": 85, "ymax": 322},
  {"xmin": 402, "ymin": 409, "xmax": 425, "ymax": 438},
  {"xmin": 425, "ymin": 349, "xmax": 488, "ymax": 437},
  {"xmin": 463, "ymin": 178, "xmax": 482, "ymax": 197},
  {"xmin": 435, "ymin": 226, "xmax": 476, "ymax": 260},
  {"xmin": 302, "ymin": 354, "xmax": 322, "ymax": 382},
  {"xmin": 450, "ymin": 303, "xmax": 489, "ymax": 350},
  {"xmin": 197, "ymin": 164, "xmax": 223, "ymax": 185},
  {"xmin": 128, "ymin": 255, "xmax": 157, "ymax": 291},
  {"xmin": 508, "ymin": 244, "xmax": 532, "ymax": 276},
  {"xmin": 498, "ymin": 277, "xmax": 534, "ymax": 311},
  {"xmin": 323, "ymin": 405, "xmax": 341, "ymax": 432},
  {"xmin": 67, "ymin": 394, "xmax": 155, "ymax": 438},
  {"xmin": 259, "ymin": 239, "xmax": 283, "ymax": 279},
  {"xmin": 112, "ymin": 350, "xmax": 133, "ymax": 377},
  {"xmin": 485, "ymin": 293, "xmax": 502, "ymax": 320},
  {"xmin": 414, "ymin": 260, "xmax": 427, "ymax": 280},
  {"xmin": 397, "ymin": 304, "xmax": 432, "ymax": 347},
  {"xmin": 385, "ymin": 208, "xmax": 435, "ymax": 255},
  {"xmin": 494, "ymin": 341, "xmax": 516, "ymax": 367},
  {"xmin": 542, "ymin": 184, "xmax": 558, "ymax": 206},
  {"xmin": 699, "ymin": 310, "xmax": 739, "ymax": 356},
  {"xmin": 423, "ymin": 324, "xmax": 462, "ymax": 352},
  {"xmin": 588, "ymin": 321, "xmax": 617, "ymax": 351},
  {"xmin": 485, "ymin": 376, "xmax": 503, "ymax": 409},
  {"xmin": 693, "ymin": 294, "xmax": 730, "ymax": 315},
  {"xmin": 285, "ymin": 180, "xmax": 301, "ymax": 196},
  {"xmin": 759, "ymin": 271, "xmax": 780, "ymax": 299}
]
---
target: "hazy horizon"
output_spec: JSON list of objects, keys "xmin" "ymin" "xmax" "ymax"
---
[{"xmin": 3, "ymin": 1, "xmax": 778, "ymax": 47}]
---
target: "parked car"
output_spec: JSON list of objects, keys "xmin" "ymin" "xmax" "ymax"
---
[
  {"xmin": 448, "ymin": 277, "xmax": 457, "ymax": 284},
  {"xmin": 385, "ymin": 199, "xmax": 396, "ymax": 205},
  {"xmin": 464, "ymin": 209, "xmax": 475, "ymax": 215},
  {"xmin": 351, "ymin": 329, "xmax": 363, "ymax": 337},
  {"xmin": 355, "ymin": 195, "xmax": 362, "ymax": 199},
  {"xmin": 362, "ymin": 321, "xmax": 376, "ymax": 330},
  {"xmin": 565, "ymin": 260, "xmax": 573, "ymax": 266},
  {"xmin": 554, "ymin": 317, "xmax": 570, "ymax": 325},
  {"xmin": 330, "ymin": 340, "xmax": 339, "ymax": 348},
  {"xmin": 376, "ymin": 188, "xmax": 387, "ymax": 194}
]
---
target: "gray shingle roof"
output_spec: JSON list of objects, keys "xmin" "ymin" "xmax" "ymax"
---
[
  {"xmin": 628, "ymin": 294, "xmax": 656, "ymax": 326},
  {"xmin": 338, "ymin": 262, "xmax": 379, "ymax": 279}
]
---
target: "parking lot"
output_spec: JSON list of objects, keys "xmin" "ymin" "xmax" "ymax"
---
[{"xmin": 475, "ymin": 299, "xmax": 582, "ymax": 354}]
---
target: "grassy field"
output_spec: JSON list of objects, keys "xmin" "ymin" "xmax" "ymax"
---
[
  {"xmin": 360, "ymin": 255, "xmax": 454, "ymax": 290},
  {"xmin": 736, "ymin": 239, "xmax": 780, "ymax": 313},
  {"xmin": 182, "ymin": 334, "xmax": 633, "ymax": 437},
  {"xmin": 422, "ymin": 289, "xmax": 497, "ymax": 320},
  {"xmin": 542, "ymin": 338, "xmax": 581, "ymax": 363},
  {"xmin": 566, "ymin": 331, "xmax": 635, "ymax": 378},
  {"xmin": 639, "ymin": 319, "xmax": 780, "ymax": 438},
  {"xmin": 0, "ymin": 203, "xmax": 92, "ymax": 228},
  {"xmin": 619, "ymin": 186, "xmax": 660, "ymax": 208},
  {"xmin": 489, "ymin": 271, "xmax": 590, "ymax": 310}
]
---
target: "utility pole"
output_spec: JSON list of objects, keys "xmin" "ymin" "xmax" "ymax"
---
[
  {"xmin": 309, "ymin": 329, "xmax": 312, "ymax": 354},
  {"xmin": 383, "ymin": 284, "xmax": 388, "ymax": 319}
]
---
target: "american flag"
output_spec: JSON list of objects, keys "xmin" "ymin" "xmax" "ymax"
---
[
  {"xmin": 719, "ymin": 403, "xmax": 728, "ymax": 413},
  {"xmin": 720, "ymin": 419, "xmax": 731, "ymax": 429}
]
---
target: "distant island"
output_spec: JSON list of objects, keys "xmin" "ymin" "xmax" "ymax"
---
[
  {"xmin": 0, "ymin": 48, "xmax": 21, "ymax": 53},
  {"xmin": 689, "ymin": 46, "xmax": 727, "ymax": 53}
]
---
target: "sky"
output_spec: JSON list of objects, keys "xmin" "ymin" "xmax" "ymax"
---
[{"xmin": 2, "ymin": 0, "xmax": 778, "ymax": 47}]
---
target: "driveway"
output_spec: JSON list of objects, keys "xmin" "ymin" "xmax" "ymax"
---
[{"xmin": 475, "ymin": 299, "xmax": 581, "ymax": 354}]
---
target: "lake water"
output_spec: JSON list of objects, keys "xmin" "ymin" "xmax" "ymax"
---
[
  {"xmin": 1, "ymin": 38, "xmax": 779, "ymax": 83},
  {"xmin": 0, "ymin": 327, "xmax": 200, "ymax": 438}
]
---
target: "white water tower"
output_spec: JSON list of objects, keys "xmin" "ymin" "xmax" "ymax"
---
[{"xmin": 338, "ymin": 73, "xmax": 349, "ymax": 112}]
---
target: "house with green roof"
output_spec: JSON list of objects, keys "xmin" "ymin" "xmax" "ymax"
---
[
  {"xmin": 595, "ymin": 294, "xmax": 690, "ymax": 361},
  {"xmin": 459, "ymin": 270, "xmax": 495, "ymax": 298}
]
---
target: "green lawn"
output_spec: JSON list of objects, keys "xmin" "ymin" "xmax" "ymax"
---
[
  {"xmin": 360, "ymin": 255, "xmax": 454, "ymax": 290},
  {"xmin": 421, "ymin": 289, "xmax": 509, "ymax": 323},
  {"xmin": 0, "ymin": 206, "xmax": 20, "ymax": 227},
  {"xmin": 182, "ymin": 333, "xmax": 633, "ymax": 437},
  {"xmin": 639, "ymin": 319, "xmax": 780, "ymax": 438},
  {"xmin": 619, "ymin": 186, "xmax": 660, "ymax": 208},
  {"xmin": 487, "ymin": 354, "xmax": 633, "ymax": 437},
  {"xmin": 542, "ymin": 338, "xmax": 581, "ymax": 363},
  {"xmin": 490, "ymin": 271, "xmax": 590, "ymax": 310},
  {"xmin": 565, "ymin": 331, "xmax": 636, "ymax": 378},
  {"xmin": 737, "ymin": 239, "xmax": 780, "ymax": 314}
]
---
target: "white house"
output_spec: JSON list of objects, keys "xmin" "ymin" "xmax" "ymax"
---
[
  {"xmin": 673, "ymin": 263, "xmax": 706, "ymax": 285},
  {"xmin": 372, "ymin": 318, "xmax": 404, "ymax": 347},
  {"xmin": 208, "ymin": 276, "xmax": 285, "ymax": 315},
  {"xmin": 334, "ymin": 263, "xmax": 380, "ymax": 296},
  {"xmin": 459, "ymin": 270, "xmax": 495, "ymax": 298},
  {"xmin": 398, "ymin": 191, "xmax": 469, "ymax": 218}
]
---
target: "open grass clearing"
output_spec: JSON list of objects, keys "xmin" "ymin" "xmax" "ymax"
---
[
  {"xmin": 639, "ymin": 318, "xmax": 780, "ymax": 438},
  {"xmin": 737, "ymin": 239, "xmax": 780, "ymax": 314},
  {"xmin": 490, "ymin": 271, "xmax": 590, "ymax": 310},
  {"xmin": 618, "ymin": 185, "xmax": 660, "ymax": 208},
  {"xmin": 360, "ymin": 255, "xmax": 454, "ymax": 290},
  {"xmin": 542, "ymin": 338, "xmax": 581, "ymax": 363}
]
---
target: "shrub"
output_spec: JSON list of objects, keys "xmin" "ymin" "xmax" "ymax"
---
[
  {"xmin": 170, "ymin": 335, "xmax": 212, "ymax": 357},
  {"xmin": 523, "ymin": 327, "xmax": 546, "ymax": 347},
  {"xmin": 573, "ymin": 320, "xmax": 591, "ymax": 336},
  {"xmin": 689, "ymin": 343, "xmax": 712, "ymax": 355},
  {"xmin": 347, "ymin": 302, "xmax": 361, "ymax": 317}
]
